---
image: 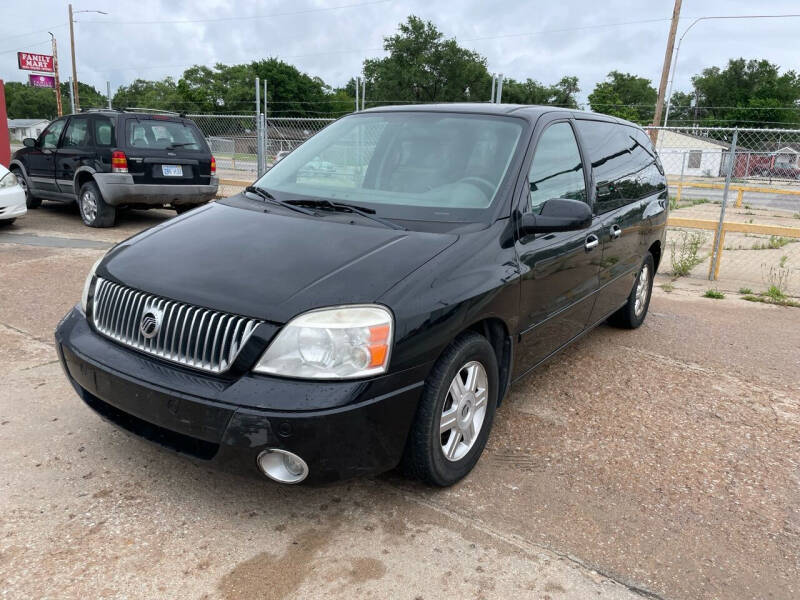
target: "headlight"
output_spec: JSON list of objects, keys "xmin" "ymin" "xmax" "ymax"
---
[
  {"xmin": 0, "ymin": 171, "xmax": 19, "ymax": 189},
  {"xmin": 81, "ymin": 257, "xmax": 103, "ymax": 313},
  {"xmin": 253, "ymin": 305, "xmax": 393, "ymax": 379}
]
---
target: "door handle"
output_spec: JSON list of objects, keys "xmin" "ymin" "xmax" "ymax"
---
[
  {"xmin": 585, "ymin": 234, "xmax": 599, "ymax": 252},
  {"xmin": 610, "ymin": 224, "xmax": 622, "ymax": 239}
]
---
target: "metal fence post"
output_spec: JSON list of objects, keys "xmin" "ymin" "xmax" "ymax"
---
[
  {"xmin": 264, "ymin": 80, "xmax": 269, "ymax": 165},
  {"xmin": 708, "ymin": 128, "xmax": 738, "ymax": 281},
  {"xmin": 676, "ymin": 150, "xmax": 686, "ymax": 204}
]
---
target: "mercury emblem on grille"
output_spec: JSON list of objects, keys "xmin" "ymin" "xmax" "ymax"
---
[{"xmin": 140, "ymin": 307, "xmax": 163, "ymax": 339}]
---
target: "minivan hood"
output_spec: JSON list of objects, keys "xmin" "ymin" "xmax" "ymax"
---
[{"xmin": 100, "ymin": 202, "xmax": 457, "ymax": 323}]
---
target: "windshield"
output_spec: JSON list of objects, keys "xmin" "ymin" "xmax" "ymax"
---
[
  {"xmin": 254, "ymin": 112, "xmax": 524, "ymax": 222},
  {"xmin": 125, "ymin": 119, "xmax": 204, "ymax": 151}
]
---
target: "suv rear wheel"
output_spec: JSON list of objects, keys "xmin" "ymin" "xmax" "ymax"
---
[
  {"xmin": 12, "ymin": 168, "xmax": 41, "ymax": 209},
  {"xmin": 79, "ymin": 181, "xmax": 116, "ymax": 228},
  {"xmin": 174, "ymin": 203, "xmax": 205, "ymax": 215}
]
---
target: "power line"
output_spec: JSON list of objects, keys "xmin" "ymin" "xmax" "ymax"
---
[
  {"xmin": 0, "ymin": 39, "xmax": 52, "ymax": 56},
  {"xmin": 76, "ymin": 0, "xmax": 392, "ymax": 25},
  {"xmin": 0, "ymin": 23, "xmax": 67, "ymax": 42}
]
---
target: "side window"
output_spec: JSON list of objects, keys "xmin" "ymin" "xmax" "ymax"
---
[
  {"xmin": 527, "ymin": 122, "xmax": 586, "ymax": 213},
  {"xmin": 39, "ymin": 119, "xmax": 66, "ymax": 150},
  {"xmin": 93, "ymin": 117, "xmax": 116, "ymax": 147},
  {"xmin": 687, "ymin": 150, "xmax": 702, "ymax": 169},
  {"xmin": 576, "ymin": 120, "xmax": 666, "ymax": 214},
  {"xmin": 62, "ymin": 117, "xmax": 91, "ymax": 148}
]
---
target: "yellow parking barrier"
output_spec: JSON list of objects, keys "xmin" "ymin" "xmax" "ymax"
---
[
  {"xmin": 668, "ymin": 180, "xmax": 800, "ymax": 208},
  {"xmin": 668, "ymin": 216, "xmax": 800, "ymax": 280}
]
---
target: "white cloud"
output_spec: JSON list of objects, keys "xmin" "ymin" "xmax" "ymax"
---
[{"xmin": 2, "ymin": 0, "xmax": 800, "ymax": 107}]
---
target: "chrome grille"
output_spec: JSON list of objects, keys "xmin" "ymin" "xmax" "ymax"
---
[{"xmin": 91, "ymin": 277, "xmax": 261, "ymax": 374}]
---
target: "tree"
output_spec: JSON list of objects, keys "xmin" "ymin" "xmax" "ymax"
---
[
  {"xmin": 501, "ymin": 76, "xmax": 580, "ymax": 107},
  {"xmin": 363, "ymin": 16, "xmax": 492, "ymax": 103},
  {"xmin": 588, "ymin": 71, "xmax": 658, "ymax": 124},
  {"xmin": 690, "ymin": 59, "xmax": 800, "ymax": 127},
  {"xmin": 4, "ymin": 80, "xmax": 105, "ymax": 118},
  {"xmin": 113, "ymin": 77, "xmax": 183, "ymax": 111}
]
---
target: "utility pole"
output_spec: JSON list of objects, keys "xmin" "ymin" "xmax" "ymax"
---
[
  {"xmin": 50, "ymin": 33, "xmax": 62, "ymax": 117},
  {"xmin": 68, "ymin": 4, "xmax": 109, "ymax": 113},
  {"xmin": 68, "ymin": 3, "xmax": 79, "ymax": 112},
  {"xmin": 651, "ymin": 0, "xmax": 682, "ymax": 141},
  {"xmin": 106, "ymin": 81, "xmax": 112, "ymax": 109}
]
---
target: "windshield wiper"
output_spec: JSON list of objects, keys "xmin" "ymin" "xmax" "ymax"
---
[
  {"xmin": 285, "ymin": 199, "xmax": 406, "ymax": 231},
  {"xmin": 244, "ymin": 186, "xmax": 316, "ymax": 216},
  {"xmin": 165, "ymin": 142, "xmax": 197, "ymax": 149}
]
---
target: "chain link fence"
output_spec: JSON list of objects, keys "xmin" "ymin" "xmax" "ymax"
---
[
  {"xmin": 645, "ymin": 126, "xmax": 800, "ymax": 298},
  {"xmin": 186, "ymin": 113, "xmax": 334, "ymax": 196}
]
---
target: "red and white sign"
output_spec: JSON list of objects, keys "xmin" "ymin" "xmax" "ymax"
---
[
  {"xmin": 29, "ymin": 74, "xmax": 56, "ymax": 88},
  {"xmin": 17, "ymin": 52, "xmax": 54, "ymax": 73}
]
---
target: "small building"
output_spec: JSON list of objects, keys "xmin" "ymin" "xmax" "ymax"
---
[
  {"xmin": 7, "ymin": 118, "xmax": 49, "ymax": 142},
  {"xmin": 772, "ymin": 146, "xmax": 800, "ymax": 170},
  {"xmin": 654, "ymin": 129, "xmax": 733, "ymax": 178}
]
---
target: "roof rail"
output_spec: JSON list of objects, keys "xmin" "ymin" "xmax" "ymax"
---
[
  {"xmin": 124, "ymin": 107, "xmax": 181, "ymax": 116},
  {"xmin": 79, "ymin": 107, "xmax": 123, "ymax": 113}
]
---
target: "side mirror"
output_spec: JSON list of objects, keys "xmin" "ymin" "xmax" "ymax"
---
[
  {"xmin": 519, "ymin": 198, "xmax": 592, "ymax": 235},
  {"xmin": 23, "ymin": 138, "xmax": 36, "ymax": 148}
]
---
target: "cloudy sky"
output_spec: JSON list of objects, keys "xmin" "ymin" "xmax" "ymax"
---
[{"xmin": 2, "ymin": 0, "xmax": 800, "ymax": 108}]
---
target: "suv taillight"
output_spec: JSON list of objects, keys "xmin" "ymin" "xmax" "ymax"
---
[
  {"xmin": 111, "ymin": 150, "xmax": 128, "ymax": 173},
  {"xmin": 210, "ymin": 155, "xmax": 216, "ymax": 176}
]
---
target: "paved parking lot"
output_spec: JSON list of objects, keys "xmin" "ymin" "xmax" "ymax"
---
[{"xmin": 1, "ymin": 204, "xmax": 799, "ymax": 599}]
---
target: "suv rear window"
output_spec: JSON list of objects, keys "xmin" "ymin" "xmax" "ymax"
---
[{"xmin": 125, "ymin": 119, "xmax": 204, "ymax": 151}]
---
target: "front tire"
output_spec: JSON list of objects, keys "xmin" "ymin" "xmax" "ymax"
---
[
  {"xmin": 608, "ymin": 253, "xmax": 654, "ymax": 329},
  {"xmin": 402, "ymin": 332, "xmax": 499, "ymax": 486},
  {"xmin": 79, "ymin": 181, "xmax": 116, "ymax": 228},
  {"xmin": 12, "ymin": 169, "xmax": 41, "ymax": 209},
  {"xmin": 0, "ymin": 218, "xmax": 16, "ymax": 226}
]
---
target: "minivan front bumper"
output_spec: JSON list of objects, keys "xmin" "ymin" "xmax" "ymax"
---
[
  {"xmin": 55, "ymin": 307, "xmax": 425, "ymax": 483},
  {"xmin": 94, "ymin": 173, "xmax": 219, "ymax": 206}
]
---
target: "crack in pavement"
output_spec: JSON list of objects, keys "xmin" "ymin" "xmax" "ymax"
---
[
  {"xmin": 0, "ymin": 232, "xmax": 113, "ymax": 250},
  {"xmin": 383, "ymin": 482, "xmax": 667, "ymax": 600}
]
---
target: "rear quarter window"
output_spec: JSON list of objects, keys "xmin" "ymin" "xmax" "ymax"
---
[
  {"xmin": 124, "ymin": 119, "xmax": 206, "ymax": 151},
  {"xmin": 93, "ymin": 117, "xmax": 116, "ymax": 147},
  {"xmin": 576, "ymin": 120, "xmax": 666, "ymax": 214}
]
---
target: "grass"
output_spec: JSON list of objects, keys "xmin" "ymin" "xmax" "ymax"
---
[
  {"xmin": 765, "ymin": 285, "xmax": 787, "ymax": 301},
  {"xmin": 738, "ymin": 236, "xmax": 797, "ymax": 251},
  {"xmin": 742, "ymin": 293, "xmax": 800, "ymax": 308},
  {"xmin": 703, "ymin": 289, "xmax": 725, "ymax": 299},
  {"xmin": 668, "ymin": 197, "xmax": 710, "ymax": 211},
  {"xmin": 738, "ymin": 287, "xmax": 753, "ymax": 295},
  {"xmin": 660, "ymin": 282, "xmax": 675, "ymax": 293},
  {"xmin": 669, "ymin": 231, "xmax": 707, "ymax": 277}
]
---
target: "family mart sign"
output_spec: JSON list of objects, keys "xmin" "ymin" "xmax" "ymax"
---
[{"xmin": 17, "ymin": 52, "xmax": 54, "ymax": 73}]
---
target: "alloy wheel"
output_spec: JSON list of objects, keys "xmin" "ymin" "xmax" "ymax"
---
[
  {"xmin": 439, "ymin": 360, "xmax": 488, "ymax": 462},
  {"xmin": 634, "ymin": 264, "xmax": 650, "ymax": 317},
  {"xmin": 81, "ymin": 189, "xmax": 98, "ymax": 224}
]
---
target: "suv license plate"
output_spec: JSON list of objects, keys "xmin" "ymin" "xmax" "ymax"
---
[{"xmin": 162, "ymin": 165, "xmax": 183, "ymax": 177}]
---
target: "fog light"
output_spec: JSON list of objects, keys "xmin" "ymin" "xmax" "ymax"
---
[{"xmin": 257, "ymin": 449, "xmax": 309, "ymax": 484}]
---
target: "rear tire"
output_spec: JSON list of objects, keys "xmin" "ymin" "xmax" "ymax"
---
[
  {"xmin": 174, "ymin": 203, "xmax": 205, "ymax": 215},
  {"xmin": 12, "ymin": 168, "xmax": 41, "ymax": 209},
  {"xmin": 608, "ymin": 253, "xmax": 654, "ymax": 329},
  {"xmin": 0, "ymin": 218, "xmax": 16, "ymax": 226},
  {"xmin": 402, "ymin": 332, "xmax": 498, "ymax": 486},
  {"xmin": 79, "ymin": 181, "xmax": 116, "ymax": 228}
]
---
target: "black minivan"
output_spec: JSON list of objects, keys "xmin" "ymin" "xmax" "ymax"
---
[
  {"xmin": 55, "ymin": 104, "xmax": 667, "ymax": 486},
  {"xmin": 10, "ymin": 109, "xmax": 218, "ymax": 227}
]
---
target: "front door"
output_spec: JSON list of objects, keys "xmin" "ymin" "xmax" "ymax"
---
[
  {"xmin": 513, "ymin": 120, "xmax": 602, "ymax": 378},
  {"xmin": 27, "ymin": 118, "xmax": 67, "ymax": 195},
  {"xmin": 56, "ymin": 115, "xmax": 93, "ymax": 196}
]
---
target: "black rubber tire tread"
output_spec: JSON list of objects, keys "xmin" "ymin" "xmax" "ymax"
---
[
  {"xmin": 174, "ymin": 203, "xmax": 206, "ymax": 215},
  {"xmin": 79, "ymin": 181, "xmax": 116, "ymax": 228},
  {"xmin": 0, "ymin": 218, "xmax": 16, "ymax": 226},
  {"xmin": 608, "ymin": 252, "xmax": 655, "ymax": 329},
  {"xmin": 12, "ymin": 168, "xmax": 41, "ymax": 209},
  {"xmin": 402, "ymin": 331, "xmax": 499, "ymax": 486}
]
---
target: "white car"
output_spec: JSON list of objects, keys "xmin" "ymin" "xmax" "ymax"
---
[{"xmin": 0, "ymin": 163, "xmax": 26, "ymax": 225}]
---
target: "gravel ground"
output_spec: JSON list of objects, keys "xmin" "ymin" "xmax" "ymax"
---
[{"xmin": 1, "ymin": 203, "xmax": 799, "ymax": 599}]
